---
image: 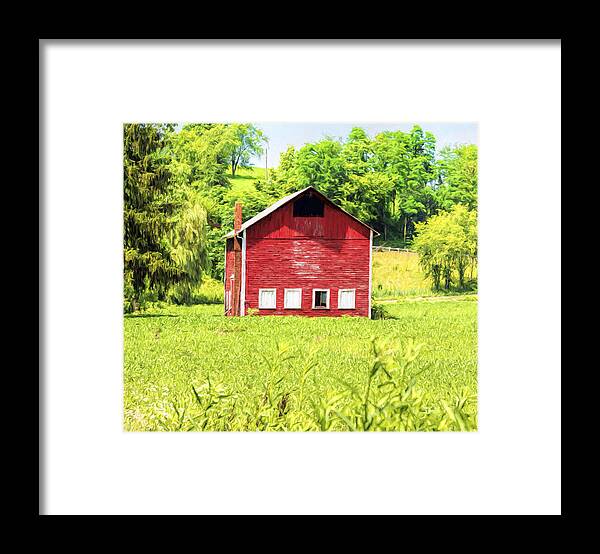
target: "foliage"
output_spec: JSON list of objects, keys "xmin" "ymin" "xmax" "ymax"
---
[
  {"xmin": 221, "ymin": 182, "xmax": 273, "ymax": 230},
  {"xmin": 164, "ymin": 125, "xmax": 264, "ymax": 285},
  {"xmin": 434, "ymin": 144, "xmax": 478, "ymax": 211},
  {"xmin": 226, "ymin": 124, "xmax": 266, "ymax": 177},
  {"xmin": 295, "ymin": 138, "xmax": 347, "ymax": 198},
  {"xmin": 166, "ymin": 126, "xmax": 270, "ymax": 282},
  {"xmin": 123, "ymin": 300, "xmax": 477, "ymax": 431},
  {"xmin": 123, "ymin": 123, "xmax": 184, "ymax": 312},
  {"xmin": 167, "ymin": 276, "xmax": 223, "ymax": 305},
  {"xmin": 263, "ymin": 145, "xmax": 300, "ymax": 197},
  {"xmin": 205, "ymin": 227, "xmax": 226, "ymax": 281},
  {"xmin": 370, "ymin": 127, "xmax": 438, "ymax": 241},
  {"xmin": 167, "ymin": 192, "xmax": 210, "ymax": 304},
  {"xmin": 167, "ymin": 124, "xmax": 232, "ymax": 190},
  {"xmin": 370, "ymin": 302, "xmax": 394, "ymax": 320},
  {"xmin": 412, "ymin": 205, "xmax": 477, "ymax": 290}
]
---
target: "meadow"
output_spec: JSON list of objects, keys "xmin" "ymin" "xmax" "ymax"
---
[
  {"xmin": 227, "ymin": 166, "xmax": 268, "ymax": 196},
  {"xmin": 124, "ymin": 298, "xmax": 477, "ymax": 431}
]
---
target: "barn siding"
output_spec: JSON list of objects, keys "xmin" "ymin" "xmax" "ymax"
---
[
  {"xmin": 225, "ymin": 189, "xmax": 373, "ymax": 318},
  {"xmin": 244, "ymin": 236, "xmax": 370, "ymax": 317}
]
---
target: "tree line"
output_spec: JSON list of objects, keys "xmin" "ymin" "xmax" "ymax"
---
[{"xmin": 123, "ymin": 123, "xmax": 477, "ymax": 310}]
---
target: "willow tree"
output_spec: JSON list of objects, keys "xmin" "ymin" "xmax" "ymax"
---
[
  {"xmin": 168, "ymin": 193, "xmax": 210, "ymax": 304},
  {"xmin": 166, "ymin": 124, "xmax": 234, "ymax": 282},
  {"xmin": 123, "ymin": 123, "xmax": 183, "ymax": 311}
]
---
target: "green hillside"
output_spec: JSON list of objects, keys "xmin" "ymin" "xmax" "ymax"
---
[{"xmin": 229, "ymin": 166, "xmax": 269, "ymax": 194}]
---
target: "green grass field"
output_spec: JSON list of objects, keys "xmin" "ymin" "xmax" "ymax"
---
[{"xmin": 124, "ymin": 298, "xmax": 477, "ymax": 431}]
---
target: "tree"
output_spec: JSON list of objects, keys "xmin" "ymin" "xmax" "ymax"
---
[
  {"xmin": 369, "ymin": 126, "xmax": 436, "ymax": 242},
  {"xmin": 227, "ymin": 124, "xmax": 265, "ymax": 177},
  {"xmin": 294, "ymin": 139, "xmax": 347, "ymax": 201},
  {"xmin": 412, "ymin": 205, "xmax": 477, "ymax": 291},
  {"xmin": 166, "ymin": 124, "xmax": 236, "ymax": 283},
  {"xmin": 435, "ymin": 144, "xmax": 478, "ymax": 210},
  {"xmin": 220, "ymin": 185, "xmax": 273, "ymax": 230},
  {"xmin": 168, "ymin": 124, "xmax": 232, "ymax": 191},
  {"xmin": 343, "ymin": 127, "xmax": 373, "ymax": 176},
  {"xmin": 338, "ymin": 172, "xmax": 393, "ymax": 225},
  {"xmin": 167, "ymin": 192, "xmax": 211, "ymax": 304},
  {"xmin": 261, "ymin": 146, "xmax": 300, "ymax": 198},
  {"xmin": 123, "ymin": 123, "xmax": 184, "ymax": 311}
]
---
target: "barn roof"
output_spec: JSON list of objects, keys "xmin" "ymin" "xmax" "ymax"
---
[{"xmin": 223, "ymin": 186, "xmax": 379, "ymax": 238}]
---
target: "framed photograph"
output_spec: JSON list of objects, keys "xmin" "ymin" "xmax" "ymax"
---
[{"xmin": 41, "ymin": 39, "xmax": 561, "ymax": 515}]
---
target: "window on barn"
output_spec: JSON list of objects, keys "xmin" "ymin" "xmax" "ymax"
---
[
  {"xmin": 293, "ymin": 194, "xmax": 324, "ymax": 217},
  {"xmin": 284, "ymin": 288, "xmax": 302, "ymax": 309},
  {"xmin": 338, "ymin": 289, "xmax": 356, "ymax": 309},
  {"xmin": 312, "ymin": 289, "xmax": 330, "ymax": 309},
  {"xmin": 258, "ymin": 288, "xmax": 277, "ymax": 309}
]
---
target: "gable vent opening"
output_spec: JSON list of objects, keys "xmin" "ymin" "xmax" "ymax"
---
[{"xmin": 293, "ymin": 193, "xmax": 324, "ymax": 217}]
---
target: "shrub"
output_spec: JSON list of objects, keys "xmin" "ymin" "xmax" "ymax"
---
[{"xmin": 371, "ymin": 303, "xmax": 394, "ymax": 320}]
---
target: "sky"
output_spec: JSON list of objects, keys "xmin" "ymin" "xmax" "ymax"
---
[{"xmin": 248, "ymin": 122, "xmax": 478, "ymax": 169}]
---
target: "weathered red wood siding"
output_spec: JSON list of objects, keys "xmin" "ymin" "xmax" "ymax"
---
[
  {"xmin": 245, "ymin": 237, "xmax": 370, "ymax": 317},
  {"xmin": 244, "ymin": 201, "xmax": 371, "ymax": 317}
]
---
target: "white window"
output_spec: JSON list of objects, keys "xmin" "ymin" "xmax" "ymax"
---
[
  {"xmin": 258, "ymin": 288, "xmax": 277, "ymax": 309},
  {"xmin": 338, "ymin": 289, "xmax": 356, "ymax": 309},
  {"xmin": 284, "ymin": 288, "xmax": 302, "ymax": 309},
  {"xmin": 312, "ymin": 289, "xmax": 330, "ymax": 309}
]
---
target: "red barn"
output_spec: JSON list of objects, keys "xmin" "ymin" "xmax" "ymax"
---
[{"xmin": 224, "ymin": 187, "xmax": 377, "ymax": 318}]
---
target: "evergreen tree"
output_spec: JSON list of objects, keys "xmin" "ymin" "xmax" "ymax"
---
[{"xmin": 123, "ymin": 123, "xmax": 183, "ymax": 311}]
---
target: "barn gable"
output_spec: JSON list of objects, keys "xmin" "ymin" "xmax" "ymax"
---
[{"xmin": 223, "ymin": 187, "xmax": 377, "ymax": 240}]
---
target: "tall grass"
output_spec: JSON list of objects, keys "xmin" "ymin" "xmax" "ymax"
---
[
  {"xmin": 372, "ymin": 251, "xmax": 477, "ymax": 299},
  {"xmin": 124, "ymin": 301, "xmax": 477, "ymax": 431},
  {"xmin": 372, "ymin": 251, "xmax": 432, "ymax": 298}
]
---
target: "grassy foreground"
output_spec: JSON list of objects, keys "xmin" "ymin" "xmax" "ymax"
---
[{"xmin": 124, "ymin": 298, "xmax": 477, "ymax": 431}]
